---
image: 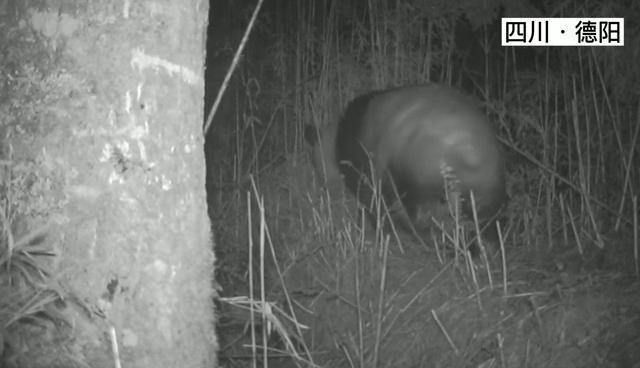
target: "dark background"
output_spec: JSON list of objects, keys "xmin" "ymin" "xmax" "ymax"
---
[{"xmin": 204, "ymin": 1, "xmax": 640, "ymax": 367}]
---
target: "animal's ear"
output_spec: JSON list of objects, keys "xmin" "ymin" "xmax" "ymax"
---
[{"xmin": 303, "ymin": 124, "xmax": 320, "ymax": 146}]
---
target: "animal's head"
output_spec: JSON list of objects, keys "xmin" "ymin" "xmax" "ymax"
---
[{"xmin": 304, "ymin": 123, "xmax": 341, "ymax": 188}]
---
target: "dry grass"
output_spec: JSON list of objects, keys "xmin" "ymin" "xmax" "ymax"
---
[
  {"xmin": 2, "ymin": 0, "xmax": 637, "ymax": 367},
  {"xmin": 212, "ymin": 148, "xmax": 640, "ymax": 367},
  {"xmin": 208, "ymin": 1, "xmax": 640, "ymax": 367}
]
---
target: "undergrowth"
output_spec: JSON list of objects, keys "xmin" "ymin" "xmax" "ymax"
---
[{"xmin": 208, "ymin": 0, "xmax": 640, "ymax": 367}]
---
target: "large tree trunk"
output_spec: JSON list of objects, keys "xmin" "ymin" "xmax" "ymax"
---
[{"xmin": 0, "ymin": 1, "xmax": 216, "ymax": 367}]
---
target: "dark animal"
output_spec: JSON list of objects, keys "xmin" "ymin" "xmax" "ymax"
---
[{"xmin": 306, "ymin": 84, "xmax": 506, "ymax": 243}]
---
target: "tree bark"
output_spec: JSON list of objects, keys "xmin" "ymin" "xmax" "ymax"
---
[{"xmin": 3, "ymin": 1, "xmax": 216, "ymax": 366}]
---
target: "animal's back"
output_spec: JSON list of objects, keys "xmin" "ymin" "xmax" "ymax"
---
[{"xmin": 334, "ymin": 84, "xmax": 505, "ymax": 224}]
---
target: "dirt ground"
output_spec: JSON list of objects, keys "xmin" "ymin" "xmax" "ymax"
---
[{"xmin": 213, "ymin": 155, "xmax": 640, "ymax": 368}]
